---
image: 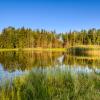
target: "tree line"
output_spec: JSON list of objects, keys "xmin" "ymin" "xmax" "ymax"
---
[
  {"xmin": 62, "ymin": 28, "xmax": 100, "ymax": 47},
  {"xmin": 0, "ymin": 27, "xmax": 100, "ymax": 48}
]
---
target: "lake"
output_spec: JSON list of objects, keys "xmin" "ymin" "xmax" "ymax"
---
[{"xmin": 0, "ymin": 51, "xmax": 100, "ymax": 100}]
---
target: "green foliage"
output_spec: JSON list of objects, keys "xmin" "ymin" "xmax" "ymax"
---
[
  {"xmin": 0, "ymin": 27, "xmax": 100, "ymax": 49},
  {"xmin": 62, "ymin": 29, "xmax": 100, "ymax": 47},
  {"xmin": 0, "ymin": 70, "xmax": 99, "ymax": 100},
  {"xmin": 0, "ymin": 27, "xmax": 63, "ymax": 48}
]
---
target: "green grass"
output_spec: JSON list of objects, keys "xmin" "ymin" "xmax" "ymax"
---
[
  {"xmin": 66, "ymin": 45, "xmax": 100, "ymax": 52},
  {"xmin": 66, "ymin": 45, "xmax": 100, "ymax": 56},
  {"xmin": 0, "ymin": 45, "xmax": 100, "ymax": 52},
  {"xmin": 67, "ymin": 45, "xmax": 100, "ymax": 49},
  {"xmin": 23, "ymin": 48, "xmax": 66, "ymax": 51},
  {"xmin": 0, "ymin": 48, "xmax": 19, "ymax": 51},
  {"xmin": 0, "ymin": 48, "xmax": 66, "ymax": 52},
  {"xmin": 0, "ymin": 70, "xmax": 100, "ymax": 100}
]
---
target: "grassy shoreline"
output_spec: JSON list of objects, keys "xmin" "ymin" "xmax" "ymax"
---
[
  {"xmin": 66, "ymin": 45, "xmax": 100, "ymax": 49},
  {"xmin": 0, "ymin": 45, "xmax": 100, "ymax": 52},
  {"xmin": 66, "ymin": 45, "xmax": 100, "ymax": 56},
  {"xmin": 0, "ymin": 48, "xmax": 66, "ymax": 52}
]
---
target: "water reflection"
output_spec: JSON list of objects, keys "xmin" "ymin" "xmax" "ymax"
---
[
  {"xmin": 0, "ymin": 64, "xmax": 28, "ymax": 83},
  {"xmin": 0, "ymin": 51, "xmax": 100, "ymax": 81},
  {"xmin": 0, "ymin": 51, "xmax": 63, "ymax": 71}
]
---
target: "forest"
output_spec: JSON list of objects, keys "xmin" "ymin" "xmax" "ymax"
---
[{"xmin": 0, "ymin": 27, "xmax": 100, "ymax": 49}]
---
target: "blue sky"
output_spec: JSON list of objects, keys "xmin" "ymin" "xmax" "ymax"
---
[{"xmin": 0, "ymin": 0, "xmax": 100, "ymax": 33}]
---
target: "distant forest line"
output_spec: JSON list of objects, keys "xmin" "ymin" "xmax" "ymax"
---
[{"xmin": 0, "ymin": 27, "xmax": 100, "ymax": 48}]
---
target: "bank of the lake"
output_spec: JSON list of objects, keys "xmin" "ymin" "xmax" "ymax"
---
[
  {"xmin": 66, "ymin": 45, "xmax": 100, "ymax": 56},
  {"xmin": 0, "ymin": 45, "xmax": 100, "ymax": 51},
  {"xmin": 0, "ymin": 48, "xmax": 66, "ymax": 52}
]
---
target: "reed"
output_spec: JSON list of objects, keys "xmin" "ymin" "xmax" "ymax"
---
[{"xmin": 0, "ymin": 70, "xmax": 99, "ymax": 100}]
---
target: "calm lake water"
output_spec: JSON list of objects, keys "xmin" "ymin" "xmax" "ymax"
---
[{"xmin": 0, "ymin": 51, "xmax": 100, "ymax": 99}]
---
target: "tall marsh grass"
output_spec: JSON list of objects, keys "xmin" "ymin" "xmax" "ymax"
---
[
  {"xmin": 67, "ymin": 45, "xmax": 100, "ymax": 56},
  {"xmin": 0, "ymin": 69, "xmax": 100, "ymax": 100}
]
